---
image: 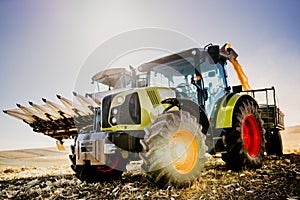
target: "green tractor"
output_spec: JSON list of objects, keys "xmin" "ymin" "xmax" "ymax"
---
[{"xmin": 4, "ymin": 44, "xmax": 284, "ymax": 187}]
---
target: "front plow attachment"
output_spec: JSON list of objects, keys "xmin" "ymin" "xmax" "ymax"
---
[{"xmin": 3, "ymin": 93, "xmax": 99, "ymax": 140}]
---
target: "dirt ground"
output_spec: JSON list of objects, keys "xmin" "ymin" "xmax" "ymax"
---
[{"xmin": 0, "ymin": 126, "xmax": 299, "ymax": 199}]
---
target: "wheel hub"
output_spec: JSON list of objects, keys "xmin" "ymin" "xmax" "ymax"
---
[{"xmin": 170, "ymin": 130, "xmax": 198, "ymax": 174}]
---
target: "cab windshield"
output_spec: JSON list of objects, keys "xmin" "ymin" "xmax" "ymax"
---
[{"xmin": 148, "ymin": 56, "xmax": 198, "ymax": 102}]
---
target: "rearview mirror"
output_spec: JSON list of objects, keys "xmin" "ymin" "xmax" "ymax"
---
[{"xmin": 207, "ymin": 45, "xmax": 220, "ymax": 64}]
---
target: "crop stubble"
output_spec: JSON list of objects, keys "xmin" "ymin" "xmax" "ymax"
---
[{"xmin": 0, "ymin": 154, "xmax": 299, "ymax": 199}]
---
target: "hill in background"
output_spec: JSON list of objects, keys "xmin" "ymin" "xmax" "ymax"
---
[{"xmin": 282, "ymin": 125, "xmax": 300, "ymax": 154}]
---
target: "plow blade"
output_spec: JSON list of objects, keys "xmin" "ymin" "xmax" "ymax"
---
[
  {"xmin": 42, "ymin": 98, "xmax": 73, "ymax": 117},
  {"xmin": 3, "ymin": 93, "xmax": 99, "ymax": 140},
  {"xmin": 29, "ymin": 101, "xmax": 61, "ymax": 120},
  {"xmin": 16, "ymin": 103, "xmax": 48, "ymax": 121},
  {"xmin": 73, "ymin": 92, "xmax": 99, "ymax": 110},
  {"xmin": 57, "ymin": 94, "xmax": 92, "ymax": 116},
  {"xmin": 3, "ymin": 109, "xmax": 35, "ymax": 123}
]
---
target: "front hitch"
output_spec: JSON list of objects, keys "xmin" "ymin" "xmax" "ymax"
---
[{"xmin": 75, "ymin": 132, "xmax": 115, "ymax": 166}]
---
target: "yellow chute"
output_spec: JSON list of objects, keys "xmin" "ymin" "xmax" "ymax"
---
[{"xmin": 221, "ymin": 44, "xmax": 251, "ymax": 91}]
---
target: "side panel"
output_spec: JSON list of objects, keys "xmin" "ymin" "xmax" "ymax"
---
[{"xmin": 215, "ymin": 93, "xmax": 257, "ymax": 128}]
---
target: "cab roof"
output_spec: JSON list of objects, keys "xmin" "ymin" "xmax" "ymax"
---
[{"xmin": 138, "ymin": 48, "xmax": 204, "ymax": 76}]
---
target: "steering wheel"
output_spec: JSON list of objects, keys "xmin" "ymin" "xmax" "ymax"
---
[{"xmin": 175, "ymin": 83, "xmax": 194, "ymax": 98}]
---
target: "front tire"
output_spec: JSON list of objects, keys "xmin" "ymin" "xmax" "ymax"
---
[
  {"xmin": 69, "ymin": 144, "xmax": 125, "ymax": 182},
  {"xmin": 222, "ymin": 99, "xmax": 265, "ymax": 170},
  {"xmin": 140, "ymin": 111, "xmax": 207, "ymax": 187}
]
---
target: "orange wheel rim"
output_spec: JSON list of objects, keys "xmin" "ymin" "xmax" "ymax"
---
[{"xmin": 170, "ymin": 130, "xmax": 198, "ymax": 174}]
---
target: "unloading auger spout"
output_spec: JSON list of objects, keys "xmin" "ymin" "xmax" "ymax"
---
[{"xmin": 220, "ymin": 43, "xmax": 251, "ymax": 91}]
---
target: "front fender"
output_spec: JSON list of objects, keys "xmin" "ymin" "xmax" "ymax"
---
[
  {"xmin": 178, "ymin": 98, "xmax": 210, "ymax": 134},
  {"xmin": 214, "ymin": 93, "xmax": 258, "ymax": 129}
]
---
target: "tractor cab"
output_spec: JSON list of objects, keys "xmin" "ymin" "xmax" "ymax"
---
[{"xmin": 138, "ymin": 47, "xmax": 228, "ymax": 116}]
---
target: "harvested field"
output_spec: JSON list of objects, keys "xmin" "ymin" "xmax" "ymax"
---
[
  {"xmin": 0, "ymin": 154, "xmax": 299, "ymax": 199},
  {"xmin": 0, "ymin": 126, "xmax": 299, "ymax": 199}
]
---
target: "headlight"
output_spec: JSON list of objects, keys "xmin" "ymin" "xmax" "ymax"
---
[
  {"xmin": 112, "ymin": 108, "xmax": 118, "ymax": 115},
  {"xmin": 111, "ymin": 117, "xmax": 117, "ymax": 125},
  {"xmin": 117, "ymin": 96, "xmax": 124, "ymax": 104}
]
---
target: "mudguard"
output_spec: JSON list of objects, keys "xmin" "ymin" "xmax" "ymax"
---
[
  {"xmin": 178, "ymin": 98, "xmax": 210, "ymax": 134},
  {"xmin": 213, "ymin": 93, "xmax": 258, "ymax": 129}
]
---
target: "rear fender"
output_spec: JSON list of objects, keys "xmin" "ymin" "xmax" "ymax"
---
[{"xmin": 214, "ymin": 93, "xmax": 258, "ymax": 129}]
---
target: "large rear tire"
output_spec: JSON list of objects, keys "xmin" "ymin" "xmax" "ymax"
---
[
  {"xmin": 222, "ymin": 99, "xmax": 265, "ymax": 170},
  {"xmin": 139, "ymin": 111, "xmax": 207, "ymax": 187}
]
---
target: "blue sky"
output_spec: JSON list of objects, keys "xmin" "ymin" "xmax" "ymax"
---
[{"xmin": 1, "ymin": 0, "xmax": 300, "ymax": 150}]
